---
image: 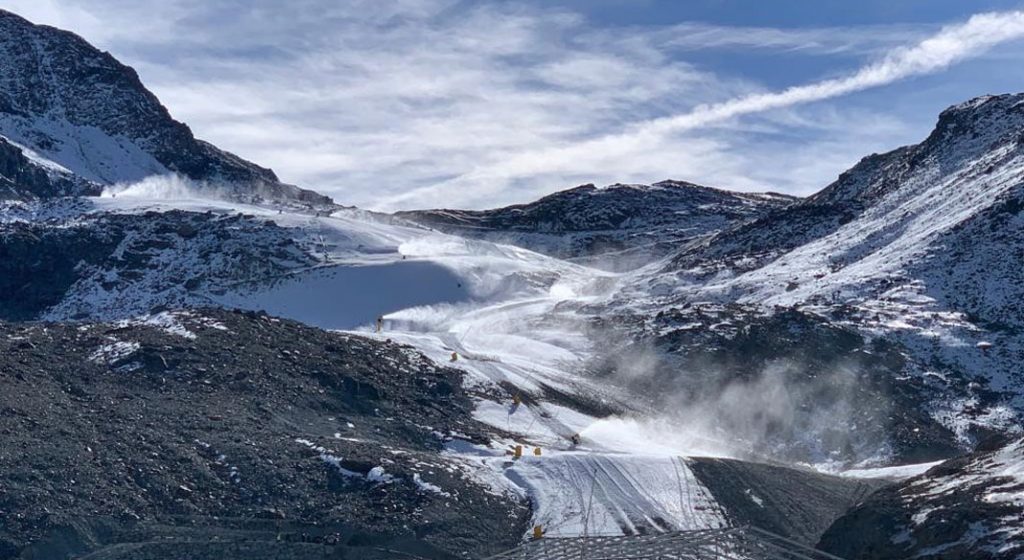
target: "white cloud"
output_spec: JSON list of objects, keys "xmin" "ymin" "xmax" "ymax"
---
[
  {"xmin": 2, "ymin": 2, "xmax": 1021, "ymax": 210},
  {"xmin": 387, "ymin": 10, "xmax": 1024, "ymax": 209},
  {"xmin": 644, "ymin": 11, "xmax": 1024, "ymax": 135},
  {"xmin": 654, "ymin": 22, "xmax": 928, "ymax": 55}
]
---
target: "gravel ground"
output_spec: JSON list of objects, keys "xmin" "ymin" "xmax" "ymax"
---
[{"xmin": 0, "ymin": 308, "xmax": 529, "ymax": 559}]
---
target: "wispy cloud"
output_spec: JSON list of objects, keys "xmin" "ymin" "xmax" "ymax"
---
[
  {"xmin": 654, "ymin": 22, "xmax": 929, "ymax": 55},
  {"xmin": 646, "ymin": 11, "xmax": 1024, "ymax": 135},
  {"xmin": 392, "ymin": 9, "xmax": 1024, "ymax": 208},
  {"xmin": 3, "ymin": 1, "xmax": 1021, "ymax": 210}
]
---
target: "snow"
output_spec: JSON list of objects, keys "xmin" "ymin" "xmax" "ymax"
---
[
  {"xmin": 0, "ymin": 114, "xmax": 168, "ymax": 184},
  {"xmin": 499, "ymin": 451, "xmax": 725, "ymax": 537},
  {"xmin": 413, "ymin": 473, "xmax": 451, "ymax": 497},
  {"xmin": 115, "ymin": 311, "xmax": 200, "ymax": 339},
  {"xmin": 838, "ymin": 461, "xmax": 943, "ymax": 480},
  {"xmin": 29, "ymin": 187, "xmax": 853, "ymax": 538},
  {"xmin": 76, "ymin": 189, "xmax": 744, "ymax": 538},
  {"xmin": 88, "ymin": 339, "xmax": 139, "ymax": 365},
  {"xmin": 210, "ymin": 261, "xmax": 470, "ymax": 330},
  {"xmin": 295, "ymin": 438, "xmax": 363, "ymax": 479},
  {"xmin": 367, "ymin": 465, "xmax": 397, "ymax": 484}
]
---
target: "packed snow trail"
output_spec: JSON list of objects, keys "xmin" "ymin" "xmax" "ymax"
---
[{"xmin": 498, "ymin": 453, "xmax": 727, "ymax": 536}]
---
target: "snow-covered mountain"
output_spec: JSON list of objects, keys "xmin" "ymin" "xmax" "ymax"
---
[
  {"xmin": 606, "ymin": 93, "xmax": 1024, "ymax": 458},
  {"xmin": 2, "ymin": 191, "xmax": 890, "ymax": 558},
  {"xmin": 0, "ymin": 9, "xmax": 329, "ymax": 205},
  {"xmin": 398, "ymin": 181, "xmax": 795, "ymax": 270},
  {"xmin": 664, "ymin": 94, "xmax": 1024, "ymax": 281},
  {"xmin": 2, "ymin": 8, "xmax": 1024, "ymax": 558},
  {"xmin": 1, "ymin": 94, "xmax": 1022, "ymax": 557},
  {"xmin": 820, "ymin": 436, "xmax": 1024, "ymax": 559}
]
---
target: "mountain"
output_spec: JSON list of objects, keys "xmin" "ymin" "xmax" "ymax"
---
[
  {"xmin": 3, "ymin": 8, "xmax": 1024, "ymax": 557},
  {"xmin": 665, "ymin": 94, "xmax": 1024, "ymax": 280},
  {"xmin": 0, "ymin": 9, "xmax": 330, "ymax": 205},
  {"xmin": 0, "ymin": 205, "xmax": 317, "ymax": 321},
  {"xmin": 613, "ymin": 93, "xmax": 1024, "ymax": 458},
  {"xmin": 820, "ymin": 436, "xmax": 1024, "ymax": 559},
  {"xmin": 1, "ymin": 92, "xmax": 1023, "ymax": 557},
  {"xmin": 0, "ymin": 194, "xmax": 892, "ymax": 558},
  {"xmin": 398, "ymin": 181, "xmax": 795, "ymax": 269}
]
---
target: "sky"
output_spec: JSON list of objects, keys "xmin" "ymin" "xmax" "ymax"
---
[{"xmin": 4, "ymin": 0, "xmax": 1024, "ymax": 210}]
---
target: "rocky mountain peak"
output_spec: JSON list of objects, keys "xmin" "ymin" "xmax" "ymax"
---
[
  {"xmin": 808, "ymin": 93, "xmax": 1024, "ymax": 211},
  {"xmin": 0, "ymin": 9, "xmax": 331, "ymax": 205}
]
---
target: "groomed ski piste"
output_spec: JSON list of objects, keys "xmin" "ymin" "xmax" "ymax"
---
[{"xmin": 14, "ymin": 178, "xmax": 944, "ymax": 541}]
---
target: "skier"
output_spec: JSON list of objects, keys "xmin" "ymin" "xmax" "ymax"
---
[{"xmin": 376, "ymin": 315, "xmax": 384, "ymax": 333}]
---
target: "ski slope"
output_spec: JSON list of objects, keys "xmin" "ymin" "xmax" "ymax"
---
[
  {"xmin": 59, "ymin": 186, "xmax": 741, "ymax": 537},
  {"xmin": 27, "ymin": 184, "xmax": 957, "ymax": 540}
]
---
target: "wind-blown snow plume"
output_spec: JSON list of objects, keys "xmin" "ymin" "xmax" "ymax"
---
[
  {"xmin": 100, "ymin": 174, "xmax": 251, "ymax": 202},
  {"xmin": 643, "ymin": 10, "xmax": 1024, "ymax": 135},
  {"xmin": 101, "ymin": 174, "xmax": 202, "ymax": 200}
]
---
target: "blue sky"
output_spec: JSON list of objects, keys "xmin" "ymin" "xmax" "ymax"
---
[{"xmin": 4, "ymin": 0, "xmax": 1024, "ymax": 209}]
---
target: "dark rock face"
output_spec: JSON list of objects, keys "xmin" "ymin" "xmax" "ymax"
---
[
  {"xmin": 0, "ymin": 137, "xmax": 99, "ymax": 199},
  {"xmin": 0, "ymin": 9, "xmax": 331, "ymax": 205},
  {"xmin": 0, "ymin": 309, "xmax": 529, "ymax": 559},
  {"xmin": 819, "ymin": 437, "xmax": 1024, "ymax": 560},
  {"xmin": 0, "ymin": 209, "xmax": 317, "ymax": 321},
  {"xmin": 398, "ymin": 181, "xmax": 796, "ymax": 269},
  {"xmin": 0, "ymin": 216, "xmax": 122, "ymax": 320},
  {"xmin": 687, "ymin": 457, "xmax": 887, "ymax": 546}
]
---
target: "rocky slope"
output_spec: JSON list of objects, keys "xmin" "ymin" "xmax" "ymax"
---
[
  {"xmin": 0, "ymin": 205, "xmax": 317, "ymax": 321},
  {"xmin": 0, "ymin": 9, "xmax": 330, "ymax": 206},
  {"xmin": 664, "ymin": 94, "xmax": 1024, "ymax": 282},
  {"xmin": 608, "ymin": 94, "xmax": 1024, "ymax": 458},
  {"xmin": 0, "ymin": 136, "xmax": 98, "ymax": 199},
  {"xmin": 0, "ymin": 308, "xmax": 529, "ymax": 559},
  {"xmin": 819, "ymin": 436, "xmax": 1024, "ymax": 559},
  {"xmin": 398, "ymin": 181, "xmax": 795, "ymax": 270}
]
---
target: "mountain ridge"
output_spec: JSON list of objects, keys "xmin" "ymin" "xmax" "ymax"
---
[
  {"xmin": 398, "ymin": 180, "xmax": 797, "ymax": 269},
  {"xmin": 0, "ymin": 9, "xmax": 331, "ymax": 206}
]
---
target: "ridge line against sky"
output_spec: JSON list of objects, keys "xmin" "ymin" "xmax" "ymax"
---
[{"xmin": 3, "ymin": 0, "xmax": 1024, "ymax": 210}]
